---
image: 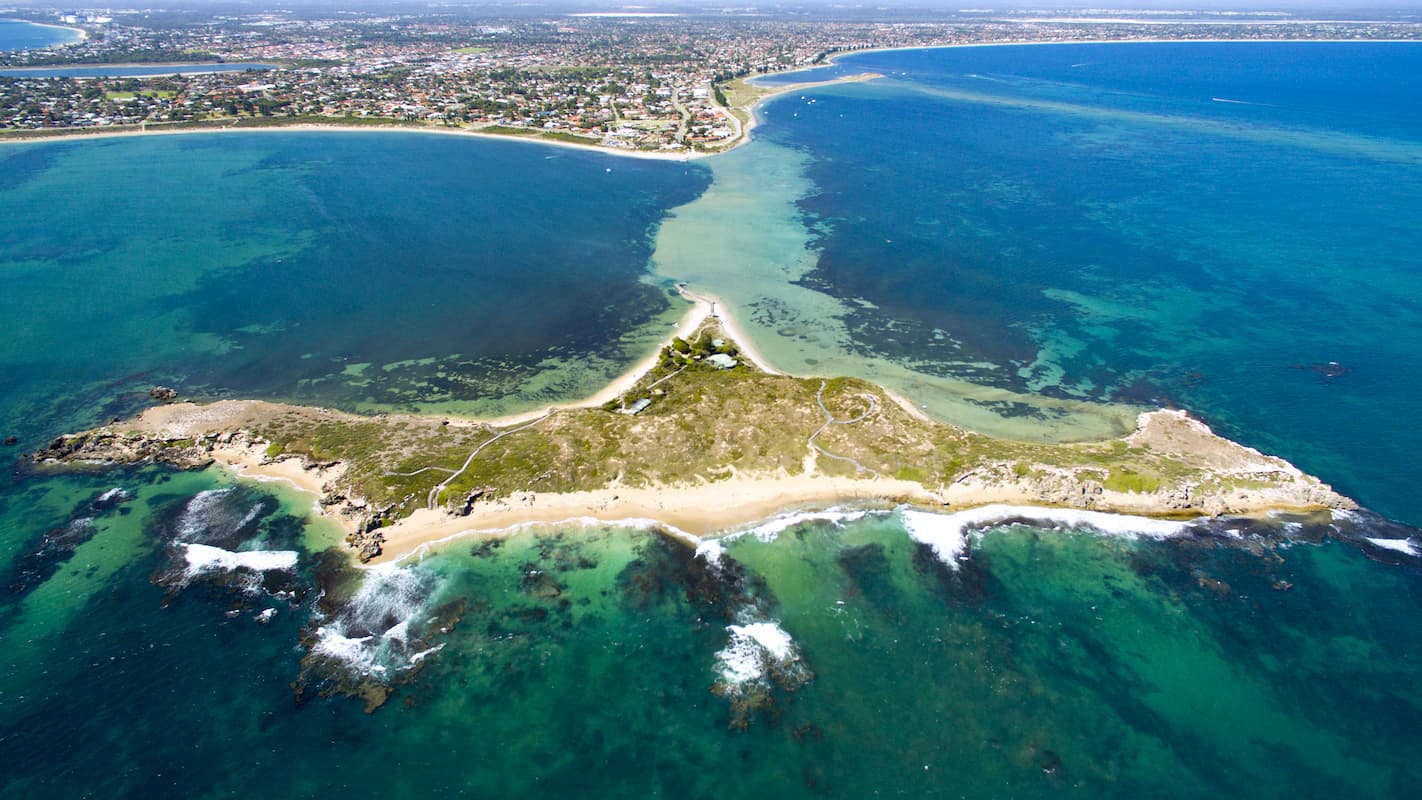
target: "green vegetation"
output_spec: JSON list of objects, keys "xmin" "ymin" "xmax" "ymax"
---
[
  {"xmin": 46, "ymin": 321, "xmax": 1328, "ymax": 530},
  {"xmin": 720, "ymin": 78, "xmax": 774, "ymax": 127},
  {"xmin": 478, "ymin": 124, "xmax": 600, "ymax": 146},
  {"xmin": 104, "ymin": 90, "xmax": 176, "ymax": 100},
  {"xmin": 1103, "ymin": 469, "xmax": 1163, "ymax": 494},
  {"xmin": 215, "ymin": 320, "xmax": 1257, "ymax": 521}
]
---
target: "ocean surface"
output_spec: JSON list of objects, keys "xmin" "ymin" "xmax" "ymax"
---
[
  {"xmin": 659, "ymin": 41, "xmax": 1422, "ymax": 525},
  {"xmin": 0, "ymin": 19, "xmax": 81, "ymax": 52},
  {"xmin": 2, "ymin": 42, "xmax": 1420, "ymax": 798}
]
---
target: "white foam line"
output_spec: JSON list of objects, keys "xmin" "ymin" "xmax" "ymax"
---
[
  {"xmin": 694, "ymin": 538, "xmax": 726, "ymax": 565},
  {"xmin": 392, "ymin": 516, "xmax": 701, "ymax": 566},
  {"xmin": 730, "ymin": 508, "xmax": 873, "ymax": 542},
  {"xmin": 902, "ymin": 504, "xmax": 1195, "ymax": 569},
  {"xmin": 1365, "ymin": 537, "xmax": 1419, "ymax": 556},
  {"xmin": 696, "ymin": 507, "xmax": 882, "ymax": 564},
  {"xmin": 176, "ymin": 487, "xmax": 235, "ymax": 541},
  {"xmin": 182, "ymin": 543, "xmax": 298, "ymax": 575}
]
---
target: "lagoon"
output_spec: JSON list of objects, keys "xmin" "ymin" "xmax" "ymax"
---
[{"xmin": 1, "ymin": 40, "xmax": 1420, "ymax": 800}]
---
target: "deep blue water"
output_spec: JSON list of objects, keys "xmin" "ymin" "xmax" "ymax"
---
[
  {"xmin": 755, "ymin": 41, "xmax": 1422, "ymax": 525},
  {"xmin": 0, "ymin": 63, "xmax": 277, "ymax": 78},
  {"xmin": 0, "ymin": 19, "xmax": 80, "ymax": 52},
  {"xmin": 1, "ymin": 41, "xmax": 1420, "ymax": 800}
]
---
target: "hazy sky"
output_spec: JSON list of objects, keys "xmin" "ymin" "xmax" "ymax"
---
[{"xmin": 10, "ymin": 0, "xmax": 1418, "ymax": 14}]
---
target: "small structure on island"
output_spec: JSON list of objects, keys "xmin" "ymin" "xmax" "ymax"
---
[
  {"xmin": 706, "ymin": 354, "xmax": 737, "ymax": 370},
  {"xmin": 617, "ymin": 398, "xmax": 652, "ymax": 416}
]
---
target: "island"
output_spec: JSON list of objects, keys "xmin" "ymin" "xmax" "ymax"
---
[{"xmin": 31, "ymin": 303, "xmax": 1353, "ymax": 566}]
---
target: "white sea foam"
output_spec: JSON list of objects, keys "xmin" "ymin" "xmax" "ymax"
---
[
  {"xmin": 395, "ymin": 516, "xmax": 699, "ymax": 565},
  {"xmin": 175, "ymin": 487, "xmax": 235, "ymax": 541},
  {"xmin": 696, "ymin": 507, "xmax": 875, "ymax": 564},
  {"xmin": 1332, "ymin": 508, "xmax": 1362, "ymax": 524},
  {"xmin": 694, "ymin": 538, "xmax": 725, "ymax": 564},
  {"xmin": 235, "ymin": 503, "xmax": 263, "ymax": 529},
  {"xmin": 312, "ymin": 563, "xmax": 441, "ymax": 677},
  {"xmin": 182, "ymin": 543, "xmax": 298, "ymax": 576},
  {"xmin": 312, "ymin": 629, "xmax": 385, "ymax": 674},
  {"xmin": 408, "ymin": 644, "xmax": 446, "ymax": 665},
  {"xmin": 382, "ymin": 619, "xmax": 411, "ymax": 642},
  {"xmin": 731, "ymin": 621, "xmax": 794, "ymax": 660},
  {"xmin": 902, "ymin": 504, "xmax": 1194, "ymax": 569},
  {"xmin": 735, "ymin": 508, "xmax": 870, "ymax": 542},
  {"xmin": 95, "ymin": 487, "xmax": 129, "ymax": 504},
  {"xmin": 716, "ymin": 620, "xmax": 798, "ymax": 686},
  {"xmin": 1365, "ymin": 537, "xmax": 1419, "ymax": 556}
]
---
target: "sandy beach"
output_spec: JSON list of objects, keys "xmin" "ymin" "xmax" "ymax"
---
[
  {"xmin": 11, "ymin": 20, "xmax": 88, "ymax": 45},
  {"xmin": 0, "ymin": 70, "xmax": 883, "ymax": 161},
  {"xmin": 374, "ymin": 473, "xmax": 936, "ymax": 565},
  {"xmin": 119, "ymin": 387, "xmax": 1352, "ymax": 569},
  {"xmin": 0, "ymin": 121, "xmax": 706, "ymax": 161}
]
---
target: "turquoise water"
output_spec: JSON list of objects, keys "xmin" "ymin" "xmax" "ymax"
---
[
  {"xmin": 3, "ymin": 493, "xmax": 1418, "ymax": 798},
  {"xmin": 0, "ymin": 131, "xmax": 708, "ymax": 445},
  {"xmin": 664, "ymin": 42, "xmax": 1422, "ymax": 525},
  {"xmin": 0, "ymin": 19, "xmax": 81, "ymax": 52},
  {"xmin": 3, "ymin": 42, "xmax": 1422, "ymax": 798}
]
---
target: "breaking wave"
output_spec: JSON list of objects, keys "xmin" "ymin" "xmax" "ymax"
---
[
  {"xmin": 170, "ymin": 487, "xmax": 268, "ymax": 547},
  {"xmin": 716, "ymin": 619, "xmax": 800, "ymax": 688},
  {"xmin": 901, "ymin": 504, "xmax": 1195, "ymax": 569},
  {"xmin": 308, "ymin": 562, "xmax": 450, "ymax": 679},
  {"xmin": 182, "ymin": 543, "xmax": 299, "ymax": 577},
  {"xmin": 697, "ymin": 507, "xmax": 878, "ymax": 565}
]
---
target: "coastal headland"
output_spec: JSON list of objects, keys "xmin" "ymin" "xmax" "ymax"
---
[{"xmin": 31, "ymin": 301, "xmax": 1354, "ymax": 566}]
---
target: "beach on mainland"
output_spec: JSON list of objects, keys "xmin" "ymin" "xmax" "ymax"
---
[{"xmin": 0, "ymin": 69, "xmax": 883, "ymax": 160}]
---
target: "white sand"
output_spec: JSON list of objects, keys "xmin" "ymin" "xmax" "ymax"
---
[{"xmin": 375, "ymin": 473, "xmax": 933, "ymax": 564}]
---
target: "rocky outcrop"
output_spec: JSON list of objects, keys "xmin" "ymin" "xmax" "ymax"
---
[
  {"xmin": 945, "ymin": 458, "xmax": 1354, "ymax": 518},
  {"xmin": 31, "ymin": 426, "xmax": 391, "ymax": 562},
  {"xmin": 32, "ymin": 430, "xmax": 217, "ymax": 470},
  {"xmin": 345, "ymin": 511, "xmax": 390, "ymax": 563}
]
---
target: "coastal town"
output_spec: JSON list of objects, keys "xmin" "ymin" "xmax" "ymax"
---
[{"xmin": 3, "ymin": 6, "xmax": 1422, "ymax": 153}]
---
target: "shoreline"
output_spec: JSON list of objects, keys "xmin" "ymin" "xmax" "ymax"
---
[
  {"xmin": 157, "ymin": 422, "xmax": 1347, "ymax": 570},
  {"xmin": 461, "ymin": 282, "xmax": 781, "ymax": 429},
  {"xmin": 0, "ymin": 18, "xmax": 87, "ymax": 46},
  {"xmin": 3, "ymin": 35, "xmax": 1413, "ymax": 159},
  {"xmin": 17, "ymin": 35, "xmax": 1388, "ymax": 564},
  {"xmin": 818, "ymin": 35, "xmax": 1422, "ymax": 60},
  {"xmin": 52, "ymin": 377, "xmax": 1353, "ymax": 568},
  {"xmin": 790, "ymin": 36, "xmax": 1422, "ymax": 78},
  {"xmin": 0, "ymin": 121, "xmax": 708, "ymax": 162},
  {"xmin": 375, "ymin": 474, "xmax": 937, "ymax": 565},
  {"xmin": 0, "ymin": 70, "xmax": 883, "ymax": 161}
]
